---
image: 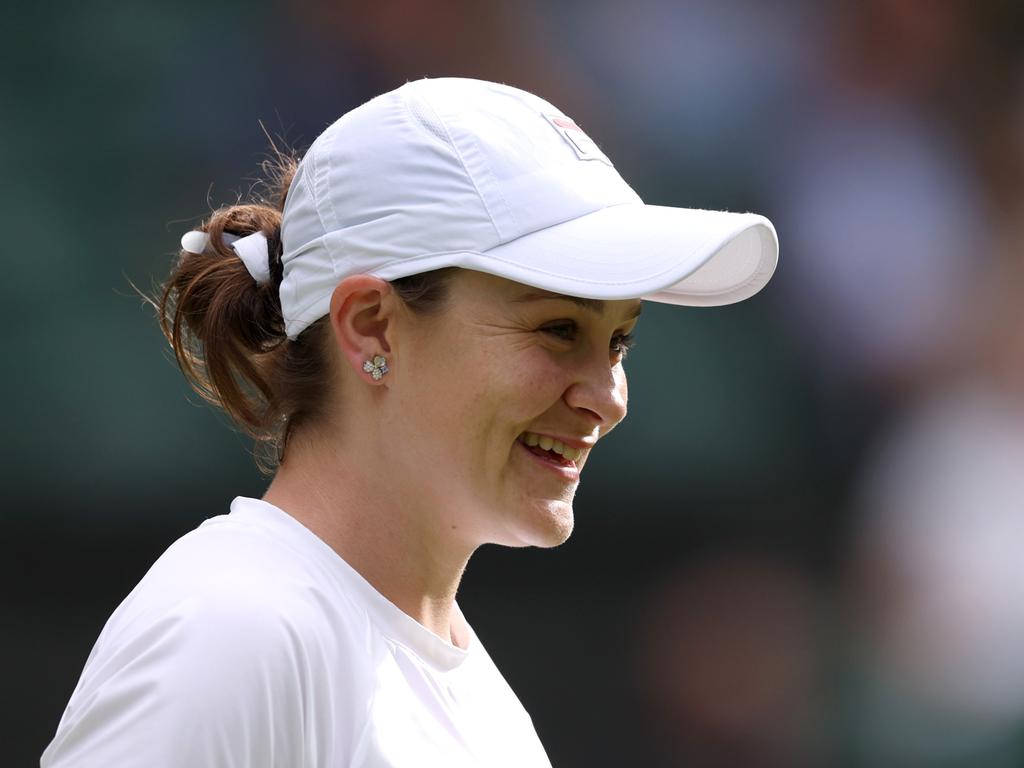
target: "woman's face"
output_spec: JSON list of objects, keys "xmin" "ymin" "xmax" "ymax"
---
[{"xmin": 387, "ymin": 270, "xmax": 640, "ymax": 550}]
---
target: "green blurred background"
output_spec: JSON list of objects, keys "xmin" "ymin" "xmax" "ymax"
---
[{"xmin": 8, "ymin": 1, "xmax": 1024, "ymax": 765}]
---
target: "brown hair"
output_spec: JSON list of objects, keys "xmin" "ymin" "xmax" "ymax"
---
[{"xmin": 153, "ymin": 150, "xmax": 455, "ymax": 471}]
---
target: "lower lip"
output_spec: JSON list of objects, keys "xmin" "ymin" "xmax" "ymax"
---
[{"xmin": 516, "ymin": 441, "xmax": 580, "ymax": 481}]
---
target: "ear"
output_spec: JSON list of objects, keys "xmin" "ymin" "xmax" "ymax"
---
[{"xmin": 328, "ymin": 275, "xmax": 396, "ymax": 384}]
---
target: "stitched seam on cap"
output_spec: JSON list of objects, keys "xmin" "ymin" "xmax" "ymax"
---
[
  {"xmin": 312, "ymin": 130, "xmax": 343, "ymax": 275},
  {"xmin": 317, "ymin": 131, "xmax": 341, "ymax": 237},
  {"xmin": 403, "ymin": 87, "xmax": 503, "ymax": 245}
]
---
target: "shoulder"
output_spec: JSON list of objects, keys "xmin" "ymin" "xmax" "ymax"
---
[
  {"xmin": 100, "ymin": 498, "xmax": 373, "ymax": 688},
  {"xmin": 119, "ymin": 498, "xmax": 365, "ymax": 640},
  {"xmin": 42, "ymin": 500, "xmax": 371, "ymax": 767}
]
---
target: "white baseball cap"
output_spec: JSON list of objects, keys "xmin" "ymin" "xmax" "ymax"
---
[{"xmin": 278, "ymin": 77, "xmax": 778, "ymax": 338}]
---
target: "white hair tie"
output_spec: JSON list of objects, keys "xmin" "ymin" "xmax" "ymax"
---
[{"xmin": 180, "ymin": 230, "xmax": 272, "ymax": 286}]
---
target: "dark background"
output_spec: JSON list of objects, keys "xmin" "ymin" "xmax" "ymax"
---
[{"xmin": 8, "ymin": 1, "xmax": 1024, "ymax": 765}]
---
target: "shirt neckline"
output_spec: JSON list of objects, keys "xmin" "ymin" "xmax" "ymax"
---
[{"xmin": 225, "ymin": 496, "xmax": 474, "ymax": 672}]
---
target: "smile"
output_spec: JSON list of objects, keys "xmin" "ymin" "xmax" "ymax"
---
[{"xmin": 518, "ymin": 431, "xmax": 583, "ymax": 462}]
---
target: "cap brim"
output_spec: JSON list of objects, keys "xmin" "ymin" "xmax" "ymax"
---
[{"xmin": 467, "ymin": 202, "xmax": 778, "ymax": 306}]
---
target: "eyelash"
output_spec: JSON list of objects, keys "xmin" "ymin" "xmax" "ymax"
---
[{"xmin": 542, "ymin": 322, "xmax": 637, "ymax": 358}]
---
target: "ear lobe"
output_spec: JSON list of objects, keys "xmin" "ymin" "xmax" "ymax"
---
[{"xmin": 328, "ymin": 276, "xmax": 395, "ymax": 382}]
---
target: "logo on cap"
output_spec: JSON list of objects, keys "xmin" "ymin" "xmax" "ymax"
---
[{"xmin": 544, "ymin": 114, "xmax": 612, "ymax": 166}]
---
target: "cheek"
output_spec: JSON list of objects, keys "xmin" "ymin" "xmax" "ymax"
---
[
  {"xmin": 448, "ymin": 351, "xmax": 570, "ymax": 478},
  {"xmin": 397, "ymin": 335, "xmax": 570, "ymax": 464},
  {"xmin": 501, "ymin": 349, "xmax": 572, "ymax": 415}
]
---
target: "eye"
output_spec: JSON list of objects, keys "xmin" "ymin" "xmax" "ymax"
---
[
  {"xmin": 541, "ymin": 321, "xmax": 578, "ymax": 341},
  {"xmin": 611, "ymin": 332, "xmax": 636, "ymax": 359}
]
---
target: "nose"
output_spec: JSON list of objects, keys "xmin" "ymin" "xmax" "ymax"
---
[{"xmin": 563, "ymin": 354, "xmax": 628, "ymax": 432}]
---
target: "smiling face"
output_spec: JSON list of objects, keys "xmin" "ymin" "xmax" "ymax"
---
[{"xmin": 385, "ymin": 270, "xmax": 641, "ymax": 549}]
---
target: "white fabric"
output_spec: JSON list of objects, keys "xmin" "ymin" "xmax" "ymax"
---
[
  {"xmin": 230, "ymin": 232, "xmax": 272, "ymax": 285},
  {"xmin": 180, "ymin": 231, "xmax": 271, "ymax": 286},
  {"xmin": 279, "ymin": 77, "xmax": 778, "ymax": 338},
  {"xmin": 41, "ymin": 498, "xmax": 552, "ymax": 768},
  {"xmin": 180, "ymin": 230, "xmax": 212, "ymax": 254}
]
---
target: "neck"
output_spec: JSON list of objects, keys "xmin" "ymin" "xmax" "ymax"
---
[{"xmin": 263, "ymin": 431, "xmax": 474, "ymax": 647}]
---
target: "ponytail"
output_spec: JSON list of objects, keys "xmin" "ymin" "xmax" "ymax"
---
[{"xmin": 154, "ymin": 152, "xmax": 332, "ymax": 469}]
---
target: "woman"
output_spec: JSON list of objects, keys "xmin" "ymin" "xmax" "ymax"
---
[{"xmin": 42, "ymin": 77, "xmax": 777, "ymax": 766}]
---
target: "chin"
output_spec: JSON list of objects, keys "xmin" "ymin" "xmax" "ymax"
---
[{"xmin": 508, "ymin": 499, "xmax": 575, "ymax": 548}]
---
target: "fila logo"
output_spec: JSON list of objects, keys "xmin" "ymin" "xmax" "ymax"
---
[{"xmin": 544, "ymin": 114, "xmax": 612, "ymax": 166}]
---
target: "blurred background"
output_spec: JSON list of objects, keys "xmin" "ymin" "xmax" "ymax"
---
[{"xmin": 6, "ymin": 0, "xmax": 1024, "ymax": 764}]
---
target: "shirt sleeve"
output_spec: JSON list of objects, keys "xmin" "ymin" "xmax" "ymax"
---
[{"xmin": 41, "ymin": 585, "xmax": 315, "ymax": 768}]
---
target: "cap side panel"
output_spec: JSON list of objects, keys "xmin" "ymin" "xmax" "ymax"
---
[
  {"xmin": 280, "ymin": 155, "xmax": 333, "ymax": 329},
  {"xmin": 434, "ymin": 81, "xmax": 639, "ymax": 246},
  {"xmin": 445, "ymin": 116, "xmax": 517, "ymax": 242},
  {"xmin": 405, "ymin": 85, "xmax": 503, "ymax": 247}
]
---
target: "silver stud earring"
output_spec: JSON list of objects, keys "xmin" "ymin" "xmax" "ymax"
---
[{"xmin": 362, "ymin": 355, "xmax": 389, "ymax": 381}]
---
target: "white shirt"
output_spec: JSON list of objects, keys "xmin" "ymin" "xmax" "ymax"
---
[{"xmin": 42, "ymin": 497, "xmax": 552, "ymax": 767}]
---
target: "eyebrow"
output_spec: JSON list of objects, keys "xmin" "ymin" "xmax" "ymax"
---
[{"xmin": 513, "ymin": 291, "xmax": 643, "ymax": 319}]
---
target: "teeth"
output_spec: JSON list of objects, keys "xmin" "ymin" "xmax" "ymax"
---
[{"xmin": 520, "ymin": 432, "xmax": 582, "ymax": 461}]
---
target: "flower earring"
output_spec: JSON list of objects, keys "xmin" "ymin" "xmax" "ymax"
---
[{"xmin": 362, "ymin": 355, "xmax": 389, "ymax": 381}]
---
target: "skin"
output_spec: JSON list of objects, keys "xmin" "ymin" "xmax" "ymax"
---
[{"xmin": 264, "ymin": 270, "xmax": 641, "ymax": 647}]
